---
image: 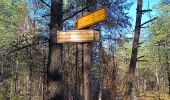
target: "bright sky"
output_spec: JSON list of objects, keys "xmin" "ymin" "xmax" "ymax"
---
[{"xmin": 129, "ymin": 0, "xmax": 160, "ymax": 27}]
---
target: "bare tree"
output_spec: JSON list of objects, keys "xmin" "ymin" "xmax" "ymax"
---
[{"xmin": 125, "ymin": 0, "xmax": 143, "ymax": 99}]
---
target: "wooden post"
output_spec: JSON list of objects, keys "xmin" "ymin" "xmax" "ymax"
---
[
  {"xmin": 83, "ymin": 1, "xmax": 92, "ymax": 98},
  {"xmin": 83, "ymin": 42, "xmax": 92, "ymax": 100},
  {"xmin": 75, "ymin": 44, "xmax": 79, "ymax": 99}
]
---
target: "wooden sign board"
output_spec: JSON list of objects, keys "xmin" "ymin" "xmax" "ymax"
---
[
  {"xmin": 57, "ymin": 30, "xmax": 99, "ymax": 43},
  {"xmin": 76, "ymin": 7, "xmax": 107, "ymax": 29}
]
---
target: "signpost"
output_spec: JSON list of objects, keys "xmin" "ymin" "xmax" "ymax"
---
[
  {"xmin": 76, "ymin": 7, "xmax": 107, "ymax": 29},
  {"xmin": 57, "ymin": 30, "xmax": 99, "ymax": 43},
  {"xmin": 56, "ymin": 6, "xmax": 107, "ymax": 100}
]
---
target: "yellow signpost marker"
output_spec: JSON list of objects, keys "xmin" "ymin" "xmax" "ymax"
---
[
  {"xmin": 57, "ymin": 30, "xmax": 99, "ymax": 43},
  {"xmin": 76, "ymin": 7, "xmax": 107, "ymax": 29}
]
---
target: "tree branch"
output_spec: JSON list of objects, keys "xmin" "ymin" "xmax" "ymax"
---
[
  {"xmin": 7, "ymin": 41, "xmax": 48, "ymax": 54},
  {"xmin": 62, "ymin": 0, "xmax": 98, "ymax": 22},
  {"xmin": 63, "ymin": 9, "xmax": 70, "ymax": 14},
  {"xmin": 137, "ymin": 56, "xmax": 145, "ymax": 60},
  {"xmin": 0, "ymin": 18, "xmax": 17, "ymax": 26},
  {"xmin": 63, "ymin": 4, "xmax": 74, "ymax": 14},
  {"xmin": 141, "ymin": 9, "xmax": 152, "ymax": 14},
  {"xmin": 42, "ymin": 14, "xmax": 50, "ymax": 17},
  {"xmin": 141, "ymin": 26, "xmax": 149, "ymax": 28},
  {"xmin": 141, "ymin": 17, "xmax": 157, "ymax": 27},
  {"xmin": 133, "ymin": 42, "xmax": 144, "ymax": 48},
  {"xmin": 40, "ymin": 0, "xmax": 51, "ymax": 8}
]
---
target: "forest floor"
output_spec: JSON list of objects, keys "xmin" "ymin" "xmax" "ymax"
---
[{"xmin": 137, "ymin": 92, "xmax": 170, "ymax": 100}]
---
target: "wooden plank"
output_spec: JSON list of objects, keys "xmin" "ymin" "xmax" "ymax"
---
[
  {"xmin": 76, "ymin": 6, "xmax": 107, "ymax": 29},
  {"xmin": 56, "ymin": 30, "xmax": 99, "ymax": 43}
]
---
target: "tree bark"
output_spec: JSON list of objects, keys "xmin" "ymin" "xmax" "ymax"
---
[
  {"xmin": 46, "ymin": 0, "xmax": 64, "ymax": 100},
  {"xmin": 28, "ymin": 48, "xmax": 33, "ymax": 100},
  {"xmin": 125, "ymin": 0, "xmax": 142, "ymax": 99}
]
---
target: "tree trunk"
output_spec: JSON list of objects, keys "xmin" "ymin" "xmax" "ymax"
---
[
  {"xmin": 75, "ymin": 44, "xmax": 79, "ymax": 99},
  {"xmin": 46, "ymin": 0, "xmax": 64, "ymax": 100},
  {"xmin": 14, "ymin": 55, "xmax": 18, "ymax": 96},
  {"xmin": 156, "ymin": 67, "xmax": 160, "ymax": 100},
  {"xmin": 1, "ymin": 59, "xmax": 3, "ymax": 74},
  {"xmin": 168, "ymin": 73, "xmax": 170, "ymax": 94},
  {"xmin": 43, "ymin": 50, "xmax": 46, "ymax": 100},
  {"xmin": 164, "ymin": 44, "xmax": 170, "ymax": 95},
  {"xmin": 80, "ymin": 44, "xmax": 84, "ymax": 99},
  {"xmin": 125, "ymin": 0, "xmax": 142, "ymax": 99},
  {"xmin": 28, "ymin": 49, "xmax": 33, "ymax": 100},
  {"xmin": 109, "ymin": 42, "xmax": 116, "ymax": 99},
  {"xmin": 28, "ymin": 64, "xmax": 33, "ymax": 100}
]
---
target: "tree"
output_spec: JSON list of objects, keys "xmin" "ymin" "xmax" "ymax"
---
[
  {"xmin": 46, "ymin": 0, "xmax": 64, "ymax": 99},
  {"xmin": 0, "ymin": 0, "xmax": 27, "ymax": 49},
  {"xmin": 149, "ymin": 1, "xmax": 170, "ymax": 94},
  {"xmin": 124, "ymin": 0, "xmax": 143, "ymax": 99},
  {"xmin": 0, "ymin": 0, "xmax": 28, "ymax": 99}
]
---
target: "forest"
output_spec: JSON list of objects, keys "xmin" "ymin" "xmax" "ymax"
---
[{"xmin": 0, "ymin": 0, "xmax": 170, "ymax": 100}]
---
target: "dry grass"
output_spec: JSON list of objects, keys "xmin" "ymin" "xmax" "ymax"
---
[{"xmin": 137, "ymin": 92, "xmax": 170, "ymax": 100}]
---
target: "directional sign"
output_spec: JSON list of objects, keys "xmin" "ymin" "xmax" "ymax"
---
[
  {"xmin": 57, "ymin": 30, "xmax": 99, "ymax": 43},
  {"xmin": 76, "ymin": 7, "xmax": 107, "ymax": 29}
]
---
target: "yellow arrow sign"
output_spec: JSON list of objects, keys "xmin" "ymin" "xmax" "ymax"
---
[{"xmin": 76, "ymin": 7, "xmax": 107, "ymax": 29}]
